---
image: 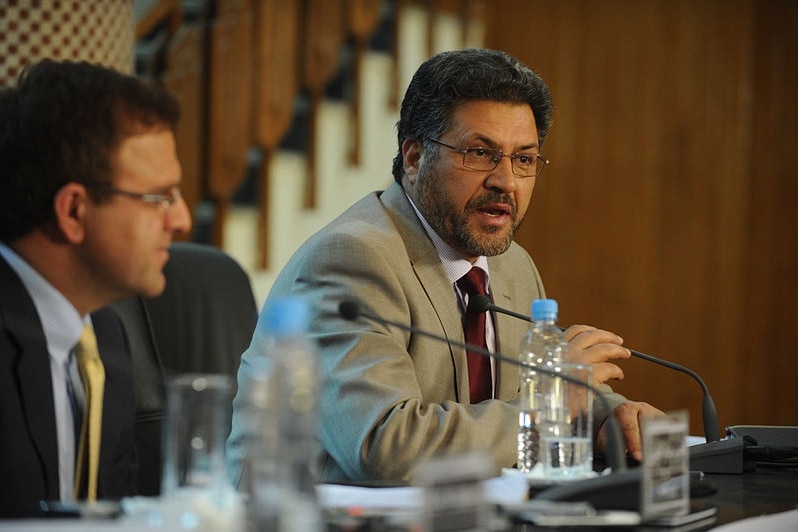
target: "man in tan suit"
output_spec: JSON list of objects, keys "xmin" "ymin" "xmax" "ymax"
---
[{"xmin": 228, "ymin": 49, "xmax": 661, "ymax": 485}]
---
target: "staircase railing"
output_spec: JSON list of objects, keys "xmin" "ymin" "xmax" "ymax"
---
[{"xmin": 135, "ymin": 0, "xmax": 487, "ymax": 271}]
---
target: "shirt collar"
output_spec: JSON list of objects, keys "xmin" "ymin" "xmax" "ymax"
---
[{"xmin": 0, "ymin": 243, "xmax": 85, "ymax": 362}]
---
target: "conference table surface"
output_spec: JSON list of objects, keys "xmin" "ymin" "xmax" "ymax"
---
[
  {"xmin": 502, "ymin": 466, "xmax": 797, "ymax": 530},
  {"xmin": 0, "ymin": 465, "xmax": 795, "ymax": 530},
  {"xmin": 692, "ymin": 466, "xmax": 798, "ymax": 528}
]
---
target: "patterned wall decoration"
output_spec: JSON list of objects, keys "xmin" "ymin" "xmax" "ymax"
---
[{"xmin": 0, "ymin": 0, "xmax": 134, "ymax": 86}]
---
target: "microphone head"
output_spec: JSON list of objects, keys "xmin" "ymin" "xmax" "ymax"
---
[
  {"xmin": 467, "ymin": 294, "xmax": 492, "ymax": 314},
  {"xmin": 339, "ymin": 299, "xmax": 362, "ymax": 321}
]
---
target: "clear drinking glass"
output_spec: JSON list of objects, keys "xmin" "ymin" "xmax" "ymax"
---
[
  {"xmin": 159, "ymin": 373, "xmax": 241, "ymax": 528},
  {"xmin": 539, "ymin": 363, "xmax": 594, "ymax": 479}
]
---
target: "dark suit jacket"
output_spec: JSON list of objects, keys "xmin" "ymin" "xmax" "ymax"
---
[{"xmin": 0, "ymin": 255, "xmax": 138, "ymax": 517}]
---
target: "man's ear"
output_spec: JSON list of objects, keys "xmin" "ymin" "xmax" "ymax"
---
[
  {"xmin": 52, "ymin": 182, "xmax": 89, "ymax": 244},
  {"xmin": 401, "ymin": 138, "xmax": 423, "ymax": 184}
]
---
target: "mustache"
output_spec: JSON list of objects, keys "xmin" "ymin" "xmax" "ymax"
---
[{"xmin": 467, "ymin": 192, "xmax": 517, "ymax": 217}]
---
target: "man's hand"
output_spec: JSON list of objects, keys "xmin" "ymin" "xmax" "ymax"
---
[
  {"xmin": 562, "ymin": 325, "xmax": 665, "ymax": 461},
  {"xmin": 563, "ymin": 325, "xmax": 631, "ymax": 386},
  {"xmin": 597, "ymin": 401, "xmax": 666, "ymax": 461}
]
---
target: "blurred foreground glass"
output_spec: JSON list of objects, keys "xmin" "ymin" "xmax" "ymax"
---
[
  {"xmin": 160, "ymin": 373, "xmax": 241, "ymax": 528},
  {"xmin": 539, "ymin": 364, "xmax": 594, "ymax": 479}
]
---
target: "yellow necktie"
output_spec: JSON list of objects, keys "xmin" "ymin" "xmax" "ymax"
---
[{"xmin": 74, "ymin": 324, "xmax": 105, "ymax": 502}]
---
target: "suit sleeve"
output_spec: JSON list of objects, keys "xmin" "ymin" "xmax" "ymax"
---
[{"xmin": 232, "ymin": 226, "xmax": 521, "ymax": 483}]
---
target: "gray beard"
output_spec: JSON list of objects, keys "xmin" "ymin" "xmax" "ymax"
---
[{"xmin": 414, "ymin": 164, "xmax": 520, "ymax": 258}]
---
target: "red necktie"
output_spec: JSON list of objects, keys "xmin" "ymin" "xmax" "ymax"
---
[{"xmin": 458, "ymin": 267, "xmax": 492, "ymax": 403}]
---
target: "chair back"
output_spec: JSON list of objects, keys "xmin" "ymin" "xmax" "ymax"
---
[{"xmin": 112, "ymin": 242, "xmax": 258, "ymax": 495}]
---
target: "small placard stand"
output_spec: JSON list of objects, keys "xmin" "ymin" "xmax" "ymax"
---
[
  {"xmin": 414, "ymin": 452, "xmax": 493, "ymax": 532},
  {"xmin": 641, "ymin": 410, "xmax": 690, "ymax": 520}
]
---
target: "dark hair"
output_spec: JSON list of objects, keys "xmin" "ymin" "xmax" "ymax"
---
[
  {"xmin": 391, "ymin": 48, "xmax": 554, "ymax": 183},
  {"xmin": 0, "ymin": 60, "xmax": 180, "ymax": 242}
]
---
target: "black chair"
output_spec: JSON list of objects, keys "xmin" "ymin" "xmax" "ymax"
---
[{"xmin": 111, "ymin": 242, "xmax": 259, "ymax": 495}]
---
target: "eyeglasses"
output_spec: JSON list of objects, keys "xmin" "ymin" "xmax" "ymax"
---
[
  {"xmin": 428, "ymin": 138, "xmax": 549, "ymax": 178},
  {"xmin": 79, "ymin": 180, "xmax": 182, "ymax": 209}
]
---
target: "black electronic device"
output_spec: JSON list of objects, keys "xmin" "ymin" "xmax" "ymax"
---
[{"xmin": 727, "ymin": 425, "xmax": 798, "ymax": 467}]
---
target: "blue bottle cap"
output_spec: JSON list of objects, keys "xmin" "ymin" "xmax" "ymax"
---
[
  {"xmin": 262, "ymin": 296, "xmax": 310, "ymax": 336},
  {"xmin": 531, "ymin": 298, "xmax": 558, "ymax": 321}
]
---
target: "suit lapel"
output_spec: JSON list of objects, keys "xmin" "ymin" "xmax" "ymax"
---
[
  {"xmin": 381, "ymin": 185, "xmax": 470, "ymax": 401},
  {"xmin": 91, "ymin": 307, "xmax": 133, "ymax": 497},
  {"xmin": 488, "ymin": 255, "xmax": 526, "ymax": 399},
  {"xmin": 0, "ymin": 258, "xmax": 60, "ymax": 498},
  {"xmin": 413, "ymin": 252, "xmax": 469, "ymax": 400}
]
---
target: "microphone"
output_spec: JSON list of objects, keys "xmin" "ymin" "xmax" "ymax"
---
[
  {"xmin": 339, "ymin": 298, "xmax": 653, "ymax": 511},
  {"xmin": 469, "ymin": 295, "xmax": 746, "ymax": 473},
  {"xmin": 468, "ymin": 294, "xmax": 531, "ymax": 323},
  {"xmin": 469, "ymin": 295, "xmax": 721, "ymax": 442},
  {"xmin": 338, "ymin": 298, "xmax": 628, "ymax": 473}
]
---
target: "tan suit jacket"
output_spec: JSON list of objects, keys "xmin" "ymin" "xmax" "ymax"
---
[{"xmin": 228, "ymin": 183, "xmax": 626, "ymax": 484}]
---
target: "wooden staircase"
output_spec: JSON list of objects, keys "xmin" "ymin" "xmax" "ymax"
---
[{"xmin": 134, "ymin": 0, "xmax": 487, "ymax": 305}]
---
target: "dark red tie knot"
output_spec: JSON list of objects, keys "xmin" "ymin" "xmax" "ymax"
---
[{"xmin": 458, "ymin": 267, "xmax": 487, "ymax": 297}]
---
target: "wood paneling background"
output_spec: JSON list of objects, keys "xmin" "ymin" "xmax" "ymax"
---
[{"xmin": 486, "ymin": 0, "xmax": 798, "ymax": 435}]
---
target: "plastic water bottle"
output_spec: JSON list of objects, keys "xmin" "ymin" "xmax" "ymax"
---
[
  {"xmin": 517, "ymin": 299, "xmax": 567, "ymax": 473},
  {"xmin": 244, "ymin": 296, "xmax": 322, "ymax": 531}
]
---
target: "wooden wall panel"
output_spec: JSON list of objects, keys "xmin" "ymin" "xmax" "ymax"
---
[
  {"xmin": 744, "ymin": 0, "xmax": 798, "ymax": 426},
  {"xmin": 486, "ymin": 0, "xmax": 798, "ymax": 434}
]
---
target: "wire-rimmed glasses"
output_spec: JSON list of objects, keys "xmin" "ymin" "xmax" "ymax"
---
[
  {"xmin": 79, "ymin": 180, "xmax": 182, "ymax": 209},
  {"xmin": 428, "ymin": 137, "xmax": 549, "ymax": 178}
]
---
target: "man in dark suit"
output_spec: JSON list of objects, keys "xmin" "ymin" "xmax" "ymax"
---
[{"xmin": 0, "ymin": 60, "xmax": 192, "ymax": 517}]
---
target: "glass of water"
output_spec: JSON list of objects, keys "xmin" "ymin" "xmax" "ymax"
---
[{"xmin": 540, "ymin": 363, "xmax": 593, "ymax": 479}]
